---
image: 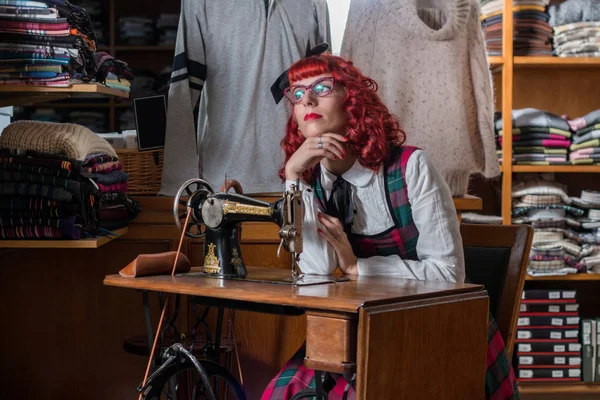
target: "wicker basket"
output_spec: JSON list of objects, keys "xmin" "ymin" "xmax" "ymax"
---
[{"xmin": 117, "ymin": 149, "xmax": 163, "ymax": 195}]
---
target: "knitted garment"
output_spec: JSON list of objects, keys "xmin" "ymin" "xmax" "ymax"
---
[
  {"xmin": 85, "ymin": 160, "xmax": 121, "ymax": 173},
  {"xmin": 548, "ymin": 0, "xmax": 600, "ymax": 27},
  {"xmin": 0, "ymin": 121, "xmax": 117, "ymax": 160},
  {"xmin": 341, "ymin": 0, "xmax": 499, "ymax": 196}
]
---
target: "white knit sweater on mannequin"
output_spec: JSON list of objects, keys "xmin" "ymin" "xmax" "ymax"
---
[{"xmin": 341, "ymin": 0, "xmax": 499, "ymax": 196}]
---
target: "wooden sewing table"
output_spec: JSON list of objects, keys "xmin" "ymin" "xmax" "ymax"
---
[{"xmin": 104, "ymin": 266, "xmax": 489, "ymax": 399}]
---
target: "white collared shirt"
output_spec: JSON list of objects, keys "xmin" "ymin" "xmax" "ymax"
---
[{"xmin": 286, "ymin": 149, "xmax": 465, "ymax": 283}]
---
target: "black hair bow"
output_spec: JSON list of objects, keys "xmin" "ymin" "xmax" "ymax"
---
[{"xmin": 270, "ymin": 42, "xmax": 330, "ymax": 104}]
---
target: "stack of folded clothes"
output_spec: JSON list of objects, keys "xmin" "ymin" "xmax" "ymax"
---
[
  {"xmin": 511, "ymin": 180, "xmax": 600, "ymax": 276},
  {"xmin": 118, "ymin": 109, "xmax": 135, "ymax": 131},
  {"xmin": 570, "ymin": 189, "xmax": 600, "ymax": 237},
  {"xmin": 68, "ymin": 110, "xmax": 106, "ymax": 132},
  {"xmin": 119, "ymin": 16, "xmax": 154, "ymax": 45},
  {"xmin": 0, "ymin": 0, "xmax": 99, "ymax": 86},
  {"xmin": 567, "ymin": 109, "xmax": 600, "ymax": 164},
  {"xmin": 83, "ymin": 153, "xmax": 140, "ymax": 231},
  {"xmin": 0, "ymin": 120, "xmax": 139, "ymax": 239},
  {"xmin": 92, "ymin": 51, "xmax": 133, "ymax": 93},
  {"xmin": 481, "ymin": 0, "xmax": 553, "ymax": 56},
  {"xmin": 127, "ymin": 69, "xmax": 156, "ymax": 99},
  {"xmin": 459, "ymin": 213, "xmax": 503, "ymax": 224},
  {"xmin": 496, "ymin": 108, "xmax": 571, "ymax": 165},
  {"xmin": 29, "ymin": 107, "xmax": 62, "ymax": 122},
  {"xmin": 549, "ymin": 0, "xmax": 600, "ymax": 57},
  {"xmin": 156, "ymin": 13, "xmax": 178, "ymax": 46}
]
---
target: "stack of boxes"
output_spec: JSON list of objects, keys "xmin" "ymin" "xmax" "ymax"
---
[{"xmin": 516, "ymin": 289, "xmax": 582, "ymax": 382}]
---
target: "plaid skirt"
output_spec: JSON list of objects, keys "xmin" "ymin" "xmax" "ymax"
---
[{"xmin": 261, "ymin": 314, "xmax": 519, "ymax": 400}]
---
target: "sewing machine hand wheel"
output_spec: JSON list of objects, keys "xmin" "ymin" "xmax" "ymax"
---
[{"xmin": 173, "ymin": 178, "xmax": 215, "ymax": 238}]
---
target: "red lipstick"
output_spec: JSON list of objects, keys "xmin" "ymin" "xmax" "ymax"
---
[{"xmin": 304, "ymin": 113, "xmax": 322, "ymax": 121}]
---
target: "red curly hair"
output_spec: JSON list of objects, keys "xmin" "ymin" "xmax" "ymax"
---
[{"xmin": 278, "ymin": 54, "xmax": 406, "ymax": 183}]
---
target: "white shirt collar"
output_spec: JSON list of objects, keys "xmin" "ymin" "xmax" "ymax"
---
[{"xmin": 320, "ymin": 159, "xmax": 377, "ymax": 190}]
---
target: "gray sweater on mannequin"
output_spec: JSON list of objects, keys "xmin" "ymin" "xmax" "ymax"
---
[{"xmin": 160, "ymin": 0, "xmax": 330, "ymax": 195}]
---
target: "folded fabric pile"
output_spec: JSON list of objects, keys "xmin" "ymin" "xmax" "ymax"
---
[
  {"xmin": 0, "ymin": 0, "xmax": 98, "ymax": 86},
  {"xmin": 481, "ymin": 0, "xmax": 553, "ymax": 56},
  {"xmin": 549, "ymin": 0, "xmax": 600, "ymax": 57},
  {"xmin": 511, "ymin": 180, "xmax": 600, "ymax": 275},
  {"xmin": 156, "ymin": 13, "xmax": 177, "ymax": 46},
  {"xmin": 496, "ymin": 108, "xmax": 571, "ymax": 165},
  {"xmin": 83, "ymin": 153, "xmax": 140, "ymax": 231},
  {"xmin": 29, "ymin": 107, "xmax": 61, "ymax": 122},
  {"xmin": 460, "ymin": 213, "xmax": 503, "ymax": 224},
  {"xmin": 567, "ymin": 109, "xmax": 600, "ymax": 164},
  {"xmin": 155, "ymin": 65, "xmax": 172, "ymax": 94},
  {"xmin": 93, "ymin": 51, "xmax": 133, "ymax": 93},
  {"xmin": 128, "ymin": 69, "xmax": 156, "ymax": 98},
  {"xmin": 118, "ymin": 109, "xmax": 135, "ymax": 131},
  {"xmin": 119, "ymin": 16, "xmax": 154, "ymax": 45},
  {"xmin": 68, "ymin": 110, "xmax": 106, "ymax": 132},
  {"xmin": 0, "ymin": 120, "xmax": 139, "ymax": 239}
]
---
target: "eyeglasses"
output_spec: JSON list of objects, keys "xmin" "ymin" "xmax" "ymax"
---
[{"xmin": 283, "ymin": 77, "xmax": 336, "ymax": 104}]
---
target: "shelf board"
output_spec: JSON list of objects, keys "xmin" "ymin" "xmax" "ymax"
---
[
  {"xmin": 453, "ymin": 195, "xmax": 482, "ymax": 211},
  {"xmin": 21, "ymin": 102, "xmax": 111, "ymax": 108},
  {"xmin": 0, "ymin": 83, "xmax": 129, "ymax": 107},
  {"xmin": 514, "ymin": 56, "xmax": 600, "ymax": 67},
  {"xmin": 527, "ymin": 274, "xmax": 600, "ymax": 281},
  {"xmin": 487, "ymin": 56, "xmax": 504, "ymax": 65},
  {"xmin": 512, "ymin": 165, "xmax": 600, "ymax": 173},
  {"xmin": 501, "ymin": 164, "xmax": 600, "ymax": 173},
  {"xmin": 0, "ymin": 227, "xmax": 128, "ymax": 249},
  {"xmin": 519, "ymin": 381, "xmax": 600, "ymax": 395},
  {"xmin": 114, "ymin": 45, "xmax": 175, "ymax": 52}
]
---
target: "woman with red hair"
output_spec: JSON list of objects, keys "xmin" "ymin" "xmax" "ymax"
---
[
  {"xmin": 279, "ymin": 53, "xmax": 462, "ymax": 281},
  {"xmin": 262, "ymin": 54, "xmax": 517, "ymax": 399}
]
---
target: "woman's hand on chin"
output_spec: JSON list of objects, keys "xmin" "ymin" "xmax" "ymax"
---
[{"xmin": 285, "ymin": 133, "xmax": 348, "ymax": 180}]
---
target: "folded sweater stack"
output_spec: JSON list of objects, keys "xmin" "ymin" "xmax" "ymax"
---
[{"xmin": 0, "ymin": 120, "xmax": 139, "ymax": 239}]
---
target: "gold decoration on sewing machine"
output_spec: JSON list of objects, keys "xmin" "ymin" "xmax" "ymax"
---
[
  {"xmin": 203, "ymin": 243, "xmax": 221, "ymax": 274},
  {"xmin": 222, "ymin": 201, "xmax": 273, "ymax": 216},
  {"xmin": 231, "ymin": 247, "xmax": 242, "ymax": 269}
]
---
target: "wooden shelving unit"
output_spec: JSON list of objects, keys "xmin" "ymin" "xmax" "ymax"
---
[
  {"xmin": 499, "ymin": 15, "xmax": 600, "ymax": 224},
  {"xmin": 0, "ymin": 227, "xmax": 128, "ymax": 249},
  {"xmin": 491, "ymin": 1, "xmax": 600, "ymax": 397},
  {"xmin": 0, "ymin": 83, "xmax": 128, "ymax": 107},
  {"xmin": 10, "ymin": 0, "xmax": 178, "ymax": 131}
]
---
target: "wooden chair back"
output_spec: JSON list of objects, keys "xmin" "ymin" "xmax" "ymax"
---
[{"xmin": 460, "ymin": 224, "xmax": 533, "ymax": 359}]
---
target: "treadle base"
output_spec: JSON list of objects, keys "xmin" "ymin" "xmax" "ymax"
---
[{"xmin": 123, "ymin": 334, "xmax": 235, "ymax": 357}]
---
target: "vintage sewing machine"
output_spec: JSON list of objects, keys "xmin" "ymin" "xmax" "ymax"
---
[{"xmin": 172, "ymin": 178, "xmax": 303, "ymax": 278}]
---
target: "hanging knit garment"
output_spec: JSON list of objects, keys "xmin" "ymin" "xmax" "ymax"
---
[
  {"xmin": 341, "ymin": 0, "xmax": 499, "ymax": 196},
  {"xmin": 0, "ymin": 120, "xmax": 117, "ymax": 160}
]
